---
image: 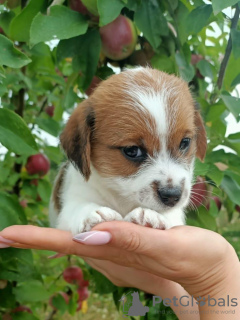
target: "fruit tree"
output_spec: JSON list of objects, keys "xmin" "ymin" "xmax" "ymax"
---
[{"xmin": 0, "ymin": 0, "xmax": 240, "ymax": 319}]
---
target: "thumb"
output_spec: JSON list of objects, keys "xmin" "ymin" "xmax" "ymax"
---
[{"xmin": 73, "ymin": 221, "xmax": 172, "ymax": 255}]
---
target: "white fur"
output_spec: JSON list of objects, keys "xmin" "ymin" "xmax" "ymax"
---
[{"xmin": 50, "ymin": 68, "xmax": 194, "ymax": 235}]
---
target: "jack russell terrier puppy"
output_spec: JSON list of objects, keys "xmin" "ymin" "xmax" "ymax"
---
[{"xmin": 49, "ymin": 67, "xmax": 207, "ymax": 234}]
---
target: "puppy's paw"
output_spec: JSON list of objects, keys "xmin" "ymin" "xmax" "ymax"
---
[
  {"xmin": 76, "ymin": 207, "xmax": 122, "ymax": 233},
  {"xmin": 124, "ymin": 207, "xmax": 167, "ymax": 229}
]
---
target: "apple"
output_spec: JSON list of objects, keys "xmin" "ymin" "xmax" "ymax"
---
[
  {"xmin": 191, "ymin": 54, "xmax": 204, "ymax": 79},
  {"xmin": 45, "ymin": 105, "xmax": 55, "ymax": 117},
  {"xmin": 79, "ymin": 279, "xmax": 89, "ymax": 287},
  {"xmin": 69, "ymin": 0, "xmax": 89, "ymax": 15},
  {"xmin": 11, "ymin": 306, "xmax": 32, "ymax": 314},
  {"xmin": 77, "ymin": 287, "xmax": 89, "ymax": 301},
  {"xmin": 85, "ymin": 76, "xmax": 101, "ymax": 96},
  {"xmin": 26, "ymin": 154, "xmax": 50, "ymax": 176},
  {"xmin": 49, "ymin": 292, "xmax": 69, "ymax": 310},
  {"xmin": 0, "ymin": 0, "xmax": 20, "ymax": 8},
  {"xmin": 100, "ymin": 15, "xmax": 137, "ymax": 61},
  {"xmin": 81, "ymin": 0, "xmax": 98, "ymax": 16},
  {"xmin": 206, "ymin": 196, "xmax": 222, "ymax": 211},
  {"xmin": 20, "ymin": 199, "xmax": 28, "ymax": 208},
  {"xmin": 190, "ymin": 176, "xmax": 207, "ymax": 208},
  {"xmin": 63, "ymin": 266, "xmax": 83, "ymax": 285},
  {"xmin": 236, "ymin": 205, "xmax": 240, "ymax": 213}
]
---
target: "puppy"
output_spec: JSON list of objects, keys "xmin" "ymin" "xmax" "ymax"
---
[{"xmin": 49, "ymin": 67, "xmax": 207, "ymax": 234}]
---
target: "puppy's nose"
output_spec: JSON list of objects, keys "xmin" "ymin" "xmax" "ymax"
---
[{"xmin": 158, "ymin": 187, "xmax": 182, "ymax": 207}]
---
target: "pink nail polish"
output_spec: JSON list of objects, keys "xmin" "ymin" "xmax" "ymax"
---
[
  {"xmin": 73, "ymin": 231, "xmax": 112, "ymax": 245},
  {"xmin": 0, "ymin": 243, "xmax": 10, "ymax": 248},
  {"xmin": 0, "ymin": 236, "xmax": 14, "ymax": 245}
]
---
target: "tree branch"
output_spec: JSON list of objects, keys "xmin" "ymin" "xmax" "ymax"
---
[{"xmin": 217, "ymin": 5, "xmax": 240, "ymax": 90}]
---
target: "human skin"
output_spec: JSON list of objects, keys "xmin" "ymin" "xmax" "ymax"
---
[{"xmin": 0, "ymin": 222, "xmax": 239, "ymax": 320}]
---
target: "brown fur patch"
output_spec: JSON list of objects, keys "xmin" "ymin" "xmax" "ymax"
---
[
  {"xmin": 60, "ymin": 67, "xmax": 207, "ymax": 179},
  {"xmin": 53, "ymin": 162, "xmax": 68, "ymax": 212}
]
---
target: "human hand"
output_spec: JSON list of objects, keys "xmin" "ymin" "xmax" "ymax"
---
[{"xmin": 0, "ymin": 222, "xmax": 239, "ymax": 317}]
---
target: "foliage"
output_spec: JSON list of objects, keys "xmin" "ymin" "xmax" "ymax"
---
[{"xmin": 0, "ymin": 0, "xmax": 240, "ymax": 319}]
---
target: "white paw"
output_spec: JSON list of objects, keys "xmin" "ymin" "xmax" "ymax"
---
[
  {"xmin": 124, "ymin": 207, "xmax": 168, "ymax": 229},
  {"xmin": 74, "ymin": 207, "xmax": 122, "ymax": 234}
]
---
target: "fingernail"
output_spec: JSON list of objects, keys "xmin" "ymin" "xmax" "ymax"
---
[
  {"xmin": 73, "ymin": 231, "xmax": 112, "ymax": 245},
  {"xmin": 0, "ymin": 243, "xmax": 10, "ymax": 248},
  {"xmin": 48, "ymin": 253, "xmax": 66, "ymax": 259},
  {"xmin": 0, "ymin": 236, "xmax": 14, "ymax": 245}
]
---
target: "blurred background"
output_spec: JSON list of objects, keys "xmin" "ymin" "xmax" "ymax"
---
[{"xmin": 0, "ymin": 0, "xmax": 240, "ymax": 319}]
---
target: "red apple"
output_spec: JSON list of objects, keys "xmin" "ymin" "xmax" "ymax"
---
[
  {"xmin": 79, "ymin": 279, "xmax": 89, "ymax": 288},
  {"xmin": 45, "ymin": 105, "xmax": 55, "ymax": 117},
  {"xmin": 11, "ymin": 306, "xmax": 32, "ymax": 314},
  {"xmin": 63, "ymin": 266, "xmax": 83, "ymax": 285},
  {"xmin": 77, "ymin": 287, "xmax": 89, "ymax": 301},
  {"xmin": 190, "ymin": 176, "xmax": 207, "ymax": 208},
  {"xmin": 85, "ymin": 76, "xmax": 101, "ymax": 96},
  {"xmin": 206, "ymin": 196, "xmax": 222, "ymax": 211},
  {"xmin": 20, "ymin": 199, "xmax": 28, "ymax": 208},
  {"xmin": 49, "ymin": 292, "xmax": 69, "ymax": 310},
  {"xmin": 236, "ymin": 205, "xmax": 240, "ymax": 213},
  {"xmin": 81, "ymin": 0, "xmax": 98, "ymax": 16},
  {"xmin": 69, "ymin": 0, "xmax": 88, "ymax": 15},
  {"xmin": 100, "ymin": 15, "xmax": 137, "ymax": 61},
  {"xmin": 0, "ymin": 0, "xmax": 20, "ymax": 8},
  {"xmin": 26, "ymin": 154, "xmax": 50, "ymax": 176}
]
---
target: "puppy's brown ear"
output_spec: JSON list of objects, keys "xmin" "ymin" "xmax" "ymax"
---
[
  {"xmin": 60, "ymin": 100, "xmax": 95, "ymax": 180},
  {"xmin": 194, "ymin": 110, "xmax": 207, "ymax": 161}
]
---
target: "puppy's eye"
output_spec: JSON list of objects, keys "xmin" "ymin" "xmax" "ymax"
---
[
  {"xmin": 121, "ymin": 146, "xmax": 146, "ymax": 162},
  {"xmin": 179, "ymin": 138, "xmax": 191, "ymax": 151}
]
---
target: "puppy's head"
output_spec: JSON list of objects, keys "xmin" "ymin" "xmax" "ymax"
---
[{"xmin": 61, "ymin": 67, "xmax": 207, "ymax": 212}]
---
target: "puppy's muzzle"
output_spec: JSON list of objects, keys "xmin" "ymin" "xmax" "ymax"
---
[{"xmin": 157, "ymin": 187, "xmax": 182, "ymax": 207}]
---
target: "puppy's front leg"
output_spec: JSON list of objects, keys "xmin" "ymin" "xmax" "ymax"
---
[
  {"xmin": 56, "ymin": 202, "xmax": 123, "ymax": 234},
  {"xmin": 124, "ymin": 207, "xmax": 185, "ymax": 229}
]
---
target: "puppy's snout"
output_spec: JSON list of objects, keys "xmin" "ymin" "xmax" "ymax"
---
[{"xmin": 158, "ymin": 187, "xmax": 182, "ymax": 207}]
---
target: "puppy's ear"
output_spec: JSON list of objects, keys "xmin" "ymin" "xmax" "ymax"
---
[
  {"xmin": 60, "ymin": 100, "xmax": 95, "ymax": 180},
  {"xmin": 194, "ymin": 110, "xmax": 207, "ymax": 162}
]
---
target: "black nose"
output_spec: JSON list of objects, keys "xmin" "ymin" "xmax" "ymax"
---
[{"xmin": 158, "ymin": 188, "xmax": 182, "ymax": 207}]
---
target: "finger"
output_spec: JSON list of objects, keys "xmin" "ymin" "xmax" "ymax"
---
[{"xmin": 0, "ymin": 225, "xmax": 120, "ymax": 260}]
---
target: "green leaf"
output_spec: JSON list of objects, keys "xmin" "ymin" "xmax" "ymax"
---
[
  {"xmin": 9, "ymin": 0, "xmax": 48, "ymax": 42},
  {"xmin": 197, "ymin": 207, "xmax": 217, "ymax": 231},
  {"xmin": 0, "ymin": 10, "xmax": 15, "ymax": 35},
  {"xmin": 212, "ymin": 0, "xmax": 239, "ymax": 14},
  {"xmin": 221, "ymin": 175, "xmax": 240, "ymax": 206},
  {"xmin": 0, "ymin": 34, "xmax": 31, "ymax": 68},
  {"xmin": 12, "ymin": 313, "xmax": 39, "ymax": 320},
  {"xmin": 30, "ymin": 5, "xmax": 88, "ymax": 47},
  {"xmin": 38, "ymin": 179, "xmax": 52, "ymax": 203},
  {"xmin": 91, "ymin": 268, "xmax": 116, "ymax": 294},
  {"xmin": 135, "ymin": 0, "xmax": 168, "ymax": 51},
  {"xmin": 185, "ymin": 5, "xmax": 212, "ymax": 35},
  {"xmin": 197, "ymin": 59, "xmax": 214, "ymax": 79},
  {"xmin": 224, "ymin": 53, "xmax": 240, "ymax": 90},
  {"xmin": 205, "ymin": 103, "xmax": 226, "ymax": 122},
  {"xmin": 35, "ymin": 118, "xmax": 61, "ymax": 137},
  {"xmin": 0, "ymin": 192, "xmax": 27, "ymax": 225},
  {"xmin": 231, "ymin": 29, "xmax": 240, "ymax": 60},
  {"xmin": 231, "ymin": 74, "xmax": 240, "ymax": 87},
  {"xmin": 57, "ymin": 29, "xmax": 101, "ymax": 90},
  {"xmin": 175, "ymin": 52, "xmax": 195, "ymax": 82},
  {"xmin": 221, "ymin": 94, "xmax": 240, "ymax": 120},
  {"xmin": 52, "ymin": 294, "xmax": 68, "ymax": 315},
  {"xmin": 13, "ymin": 281, "xmax": 51, "ymax": 303},
  {"xmin": 175, "ymin": 2, "xmax": 189, "ymax": 44},
  {"xmin": 0, "ymin": 109, "xmax": 38, "ymax": 156},
  {"xmin": 98, "ymin": 0, "xmax": 124, "ymax": 26},
  {"xmin": 151, "ymin": 55, "xmax": 176, "ymax": 74}
]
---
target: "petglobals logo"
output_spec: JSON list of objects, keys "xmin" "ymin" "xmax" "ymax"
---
[
  {"xmin": 119, "ymin": 291, "xmax": 149, "ymax": 318},
  {"xmin": 152, "ymin": 295, "xmax": 238, "ymax": 308},
  {"xmin": 118, "ymin": 293, "xmax": 239, "ymax": 318}
]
